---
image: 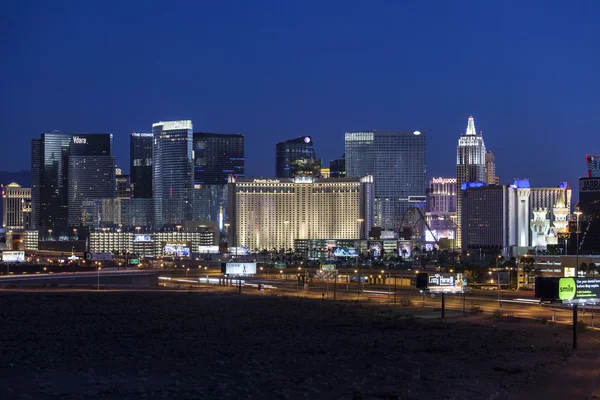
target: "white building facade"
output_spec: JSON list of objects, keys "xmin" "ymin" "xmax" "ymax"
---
[
  {"xmin": 2, "ymin": 183, "xmax": 31, "ymax": 230},
  {"xmin": 227, "ymin": 176, "xmax": 374, "ymax": 251}
]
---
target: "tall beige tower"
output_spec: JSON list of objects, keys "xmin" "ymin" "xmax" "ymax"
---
[{"xmin": 485, "ymin": 151, "xmax": 500, "ymax": 185}]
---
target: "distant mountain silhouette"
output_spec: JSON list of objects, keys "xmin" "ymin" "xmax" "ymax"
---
[{"xmin": 0, "ymin": 171, "xmax": 31, "ymax": 187}]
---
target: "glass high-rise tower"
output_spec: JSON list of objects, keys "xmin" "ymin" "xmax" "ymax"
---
[
  {"xmin": 31, "ymin": 132, "xmax": 116, "ymax": 233},
  {"xmin": 456, "ymin": 116, "xmax": 487, "ymax": 249},
  {"xmin": 130, "ymin": 132, "xmax": 153, "ymax": 198},
  {"xmin": 152, "ymin": 120, "xmax": 194, "ymax": 226},
  {"xmin": 275, "ymin": 136, "xmax": 320, "ymax": 178},
  {"xmin": 192, "ymin": 132, "xmax": 244, "ymax": 229},
  {"xmin": 345, "ymin": 130, "xmax": 426, "ymax": 230}
]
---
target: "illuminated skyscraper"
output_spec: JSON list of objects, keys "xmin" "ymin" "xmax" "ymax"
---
[
  {"xmin": 31, "ymin": 132, "xmax": 116, "ymax": 233},
  {"xmin": 587, "ymin": 154, "xmax": 600, "ymax": 178},
  {"xmin": 485, "ymin": 151, "xmax": 499, "ymax": 185},
  {"xmin": 345, "ymin": 130, "xmax": 426, "ymax": 230},
  {"xmin": 456, "ymin": 117, "xmax": 487, "ymax": 248},
  {"xmin": 275, "ymin": 136, "xmax": 320, "ymax": 178},
  {"xmin": 152, "ymin": 120, "xmax": 193, "ymax": 226},
  {"xmin": 130, "ymin": 132, "xmax": 153, "ymax": 198},
  {"xmin": 192, "ymin": 132, "xmax": 244, "ymax": 229}
]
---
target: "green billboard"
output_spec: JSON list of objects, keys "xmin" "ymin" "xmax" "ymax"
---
[{"xmin": 536, "ymin": 277, "xmax": 600, "ymax": 301}]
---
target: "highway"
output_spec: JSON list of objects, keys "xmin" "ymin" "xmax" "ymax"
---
[{"xmin": 159, "ymin": 272, "xmax": 600, "ymax": 329}]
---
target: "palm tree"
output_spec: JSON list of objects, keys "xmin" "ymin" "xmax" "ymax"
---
[
  {"xmin": 590, "ymin": 263, "xmax": 597, "ymax": 277},
  {"xmin": 580, "ymin": 262, "xmax": 589, "ymax": 276}
]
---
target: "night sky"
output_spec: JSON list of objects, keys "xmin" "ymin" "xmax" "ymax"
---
[{"xmin": 2, "ymin": 1, "xmax": 599, "ymax": 198}]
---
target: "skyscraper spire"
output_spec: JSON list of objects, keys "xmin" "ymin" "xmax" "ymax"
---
[{"xmin": 465, "ymin": 116, "xmax": 477, "ymax": 136}]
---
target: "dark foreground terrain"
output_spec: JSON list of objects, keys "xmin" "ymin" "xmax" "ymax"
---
[{"xmin": 0, "ymin": 290, "xmax": 597, "ymax": 399}]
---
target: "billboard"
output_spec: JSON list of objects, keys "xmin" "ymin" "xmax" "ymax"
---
[
  {"xmin": 134, "ymin": 235, "xmax": 153, "ymax": 242},
  {"xmin": 163, "ymin": 242, "xmax": 191, "ymax": 258},
  {"xmin": 369, "ymin": 241, "xmax": 383, "ymax": 258},
  {"xmin": 228, "ymin": 247, "xmax": 250, "ymax": 255},
  {"xmin": 2, "ymin": 251, "xmax": 25, "ymax": 263},
  {"xmin": 222, "ymin": 262, "xmax": 257, "ymax": 275},
  {"xmin": 321, "ymin": 264, "xmax": 336, "ymax": 271},
  {"xmin": 333, "ymin": 247, "xmax": 358, "ymax": 257},
  {"xmin": 425, "ymin": 229, "xmax": 456, "ymax": 242},
  {"xmin": 398, "ymin": 240, "xmax": 413, "ymax": 258},
  {"xmin": 84, "ymin": 252, "xmax": 113, "ymax": 261},
  {"xmin": 417, "ymin": 273, "xmax": 468, "ymax": 293},
  {"xmin": 536, "ymin": 277, "xmax": 600, "ymax": 302},
  {"xmin": 198, "ymin": 245, "xmax": 219, "ymax": 254}
]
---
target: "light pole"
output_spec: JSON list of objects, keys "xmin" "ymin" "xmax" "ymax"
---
[
  {"xmin": 97, "ymin": 266, "xmax": 101, "ymax": 290},
  {"xmin": 489, "ymin": 271, "xmax": 502, "ymax": 310},
  {"xmin": 575, "ymin": 207, "xmax": 582, "ymax": 276},
  {"xmin": 186, "ymin": 268, "xmax": 190, "ymax": 278}
]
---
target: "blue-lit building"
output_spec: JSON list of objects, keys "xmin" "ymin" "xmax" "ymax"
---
[
  {"xmin": 345, "ymin": 130, "xmax": 426, "ymax": 231},
  {"xmin": 31, "ymin": 132, "xmax": 116, "ymax": 234},
  {"xmin": 152, "ymin": 120, "xmax": 194, "ymax": 226},
  {"xmin": 192, "ymin": 132, "xmax": 244, "ymax": 229}
]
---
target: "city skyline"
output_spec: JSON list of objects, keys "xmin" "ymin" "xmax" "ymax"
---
[{"xmin": 2, "ymin": 2, "xmax": 598, "ymax": 199}]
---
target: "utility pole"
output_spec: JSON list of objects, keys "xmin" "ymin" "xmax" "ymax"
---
[{"xmin": 333, "ymin": 270, "xmax": 337, "ymax": 300}]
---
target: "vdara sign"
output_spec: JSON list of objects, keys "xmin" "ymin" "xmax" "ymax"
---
[
  {"xmin": 73, "ymin": 136, "xmax": 87, "ymax": 144},
  {"xmin": 253, "ymin": 179, "xmax": 280, "ymax": 184},
  {"xmin": 536, "ymin": 277, "xmax": 600, "ymax": 302}
]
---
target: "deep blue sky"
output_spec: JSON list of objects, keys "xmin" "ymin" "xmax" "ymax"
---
[{"xmin": 2, "ymin": 0, "xmax": 599, "ymax": 197}]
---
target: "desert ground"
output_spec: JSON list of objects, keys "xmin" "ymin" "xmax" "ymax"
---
[{"xmin": 0, "ymin": 290, "xmax": 598, "ymax": 399}]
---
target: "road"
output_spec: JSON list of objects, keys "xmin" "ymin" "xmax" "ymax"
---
[{"xmin": 160, "ymin": 272, "xmax": 600, "ymax": 329}]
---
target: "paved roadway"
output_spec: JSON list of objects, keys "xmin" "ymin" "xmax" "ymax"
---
[{"xmin": 161, "ymin": 272, "xmax": 600, "ymax": 329}]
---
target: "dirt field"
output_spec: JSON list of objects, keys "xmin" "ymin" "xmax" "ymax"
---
[{"xmin": 0, "ymin": 290, "xmax": 597, "ymax": 399}]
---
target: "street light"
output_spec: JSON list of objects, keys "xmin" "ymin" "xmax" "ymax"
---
[{"xmin": 186, "ymin": 268, "xmax": 190, "ymax": 278}]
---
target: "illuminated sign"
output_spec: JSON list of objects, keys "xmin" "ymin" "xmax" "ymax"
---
[
  {"xmin": 228, "ymin": 247, "xmax": 250, "ymax": 255},
  {"xmin": 369, "ymin": 241, "xmax": 383, "ymax": 258},
  {"xmin": 294, "ymin": 176, "xmax": 314, "ymax": 184},
  {"xmin": 333, "ymin": 247, "xmax": 358, "ymax": 257},
  {"xmin": 460, "ymin": 181, "xmax": 486, "ymax": 190},
  {"xmin": 73, "ymin": 136, "xmax": 87, "ymax": 144},
  {"xmin": 198, "ymin": 245, "xmax": 219, "ymax": 254},
  {"xmin": 321, "ymin": 264, "xmax": 336, "ymax": 271},
  {"xmin": 413, "ymin": 130, "xmax": 421, "ymax": 135},
  {"xmin": 84, "ymin": 252, "xmax": 113, "ymax": 261},
  {"xmin": 560, "ymin": 278, "xmax": 600, "ymax": 301},
  {"xmin": 163, "ymin": 243, "xmax": 191, "ymax": 257},
  {"xmin": 416, "ymin": 273, "xmax": 468, "ymax": 293},
  {"xmin": 131, "ymin": 132, "xmax": 153, "ymax": 137},
  {"xmin": 222, "ymin": 262, "xmax": 257, "ymax": 275},
  {"xmin": 536, "ymin": 277, "xmax": 600, "ymax": 301},
  {"xmin": 134, "ymin": 235, "xmax": 152, "ymax": 242},
  {"xmin": 581, "ymin": 178, "xmax": 600, "ymax": 192},
  {"xmin": 2, "ymin": 251, "xmax": 25, "ymax": 263},
  {"xmin": 431, "ymin": 177, "xmax": 457, "ymax": 184},
  {"xmin": 304, "ymin": 136, "xmax": 311, "ymax": 143},
  {"xmin": 253, "ymin": 179, "xmax": 280, "ymax": 184}
]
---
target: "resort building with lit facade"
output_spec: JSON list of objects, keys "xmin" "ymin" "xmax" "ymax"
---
[{"xmin": 227, "ymin": 175, "xmax": 374, "ymax": 251}]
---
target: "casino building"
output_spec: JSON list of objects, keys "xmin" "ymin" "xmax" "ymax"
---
[{"xmin": 227, "ymin": 175, "xmax": 374, "ymax": 251}]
